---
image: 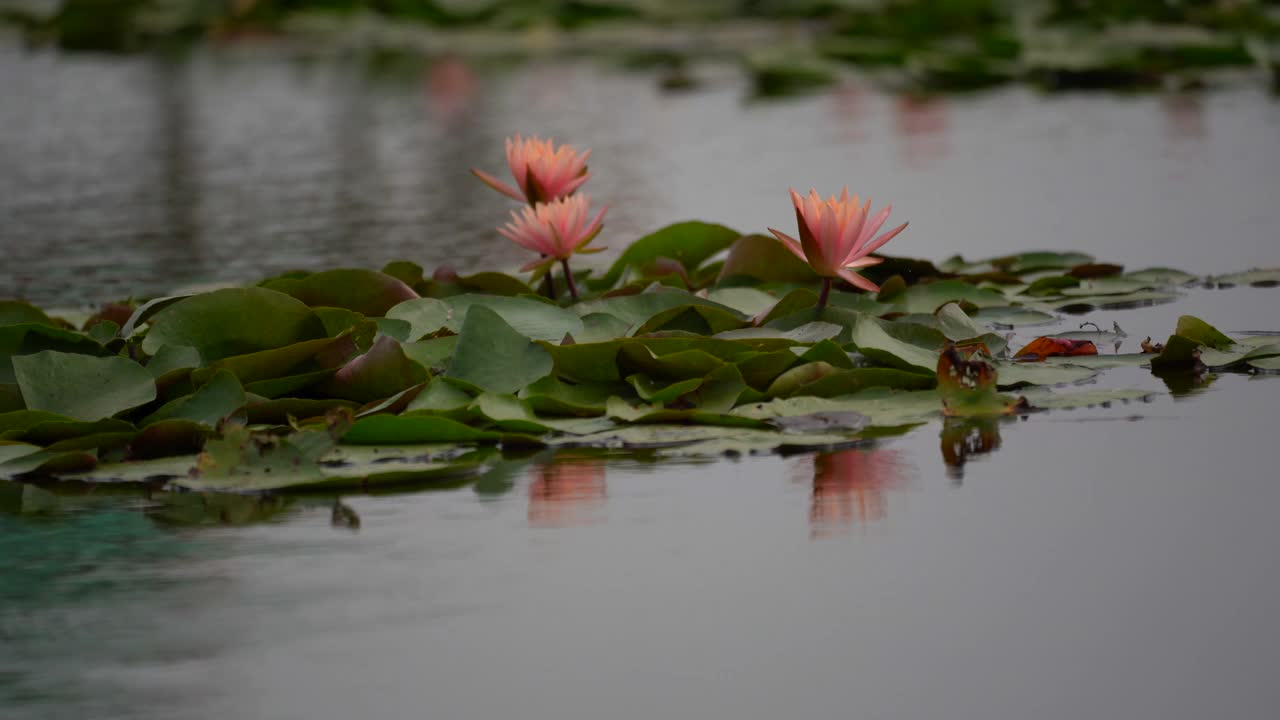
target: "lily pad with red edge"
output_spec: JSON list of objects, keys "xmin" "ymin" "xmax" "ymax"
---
[{"xmin": 1013, "ymin": 337, "xmax": 1099, "ymax": 361}]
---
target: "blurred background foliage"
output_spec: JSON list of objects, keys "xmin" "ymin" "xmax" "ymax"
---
[{"xmin": 1, "ymin": 0, "xmax": 1278, "ymax": 91}]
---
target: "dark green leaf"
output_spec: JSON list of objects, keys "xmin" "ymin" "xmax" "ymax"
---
[
  {"xmin": 287, "ymin": 269, "xmax": 420, "ymax": 316},
  {"xmin": 142, "ymin": 288, "xmax": 326, "ymax": 363},
  {"xmin": 595, "ymin": 221, "xmax": 741, "ymax": 289},
  {"xmin": 140, "ymin": 370, "xmax": 245, "ymax": 428},
  {"xmin": 446, "ymin": 305, "xmax": 553, "ymax": 394},
  {"xmin": 13, "ymin": 350, "xmax": 156, "ymax": 422}
]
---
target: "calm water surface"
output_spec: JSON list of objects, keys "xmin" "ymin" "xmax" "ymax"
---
[{"xmin": 2, "ymin": 44, "xmax": 1280, "ymax": 720}]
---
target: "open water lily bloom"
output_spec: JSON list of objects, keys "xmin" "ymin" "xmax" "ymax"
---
[
  {"xmin": 768, "ymin": 187, "xmax": 908, "ymax": 296},
  {"xmin": 498, "ymin": 194, "xmax": 607, "ymax": 300},
  {"xmin": 472, "ymin": 134, "xmax": 591, "ymax": 204}
]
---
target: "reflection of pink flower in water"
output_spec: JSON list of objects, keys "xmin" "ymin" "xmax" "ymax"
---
[
  {"xmin": 893, "ymin": 94, "xmax": 948, "ymax": 169},
  {"xmin": 1161, "ymin": 93, "xmax": 1205, "ymax": 140},
  {"xmin": 831, "ymin": 80, "xmax": 870, "ymax": 142},
  {"xmin": 803, "ymin": 448, "xmax": 907, "ymax": 538},
  {"xmin": 425, "ymin": 55, "xmax": 476, "ymax": 124},
  {"xmin": 528, "ymin": 458, "xmax": 607, "ymax": 528}
]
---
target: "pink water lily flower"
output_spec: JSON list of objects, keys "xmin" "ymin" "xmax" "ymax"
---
[
  {"xmin": 472, "ymin": 134, "xmax": 591, "ymax": 204},
  {"xmin": 498, "ymin": 193, "xmax": 607, "ymax": 300},
  {"xmin": 768, "ymin": 187, "xmax": 908, "ymax": 307}
]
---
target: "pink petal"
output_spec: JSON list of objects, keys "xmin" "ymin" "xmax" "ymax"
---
[
  {"xmin": 836, "ymin": 267, "xmax": 881, "ymax": 293},
  {"xmin": 520, "ymin": 256, "xmax": 555, "ymax": 272},
  {"xmin": 844, "ymin": 256, "xmax": 884, "ymax": 270},
  {"xmin": 768, "ymin": 228, "xmax": 811, "ymax": 264},
  {"xmin": 859, "ymin": 221, "xmax": 909, "ymax": 256},
  {"xmin": 472, "ymin": 168, "xmax": 526, "ymax": 201},
  {"xmin": 852, "ymin": 204, "xmax": 893, "ymax": 255}
]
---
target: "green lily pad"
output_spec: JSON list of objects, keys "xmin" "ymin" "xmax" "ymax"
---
[
  {"xmin": 321, "ymin": 335, "xmax": 430, "ymax": 403},
  {"xmin": 1198, "ymin": 342, "xmax": 1280, "ymax": 369},
  {"xmin": 1207, "ymin": 268, "xmax": 1280, "ymax": 288},
  {"xmin": 1248, "ymin": 356, "xmax": 1280, "ymax": 371},
  {"xmin": 0, "ymin": 448, "xmax": 98, "ymax": 478},
  {"xmin": 0, "ymin": 301, "xmax": 56, "ymax": 328},
  {"xmin": 1125, "ymin": 268, "xmax": 1197, "ymax": 285},
  {"xmin": 971, "ymin": 306, "xmax": 1057, "ymax": 327},
  {"xmin": 932, "ymin": 303, "xmax": 1007, "ymax": 354},
  {"xmin": 444, "ymin": 294, "xmax": 584, "ymax": 342},
  {"xmin": 634, "ymin": 304, "xmax": 749, "ymax": 336},
  {"xmin": 145, "ymin": 345, "xmax": 203, "ymax": 378},
  {"xmin": 575, "ymin": 289, "xmax": 744, "ymax": 328},
  {"xmin": 1022, "ymin": 275, "xmax": 1081, "ymax": 296},
  {"xmin": 190, "ymin": 335, "xmax": 356, "ymax": 388},
  {"xmin": 468, "ymin": 393, "xmax": 553, "ymax": 434},
  {"xmin": 243, "ymin": 398, "xmax": 359, "ymax": 425},
  {"xmin": 13, "ymin": 350, "xmax": 156, "ymax": 422},
  {"xmin": 894, "ymin": 280, "xmax": 1009, "ymax": 313},
  {"xmin": 446, "ymin": 305, "xmax": 553, "ymax": 395},
  {"xmin": 627, "ymin": 374, "xmax": 703, "ymax": 404},
  {"xmin": 705, "ymin": 287, "xmax": 782, "ymax": 317},
  {"xmin": 594, "ymin": 221, "xmax": 741, "ymax": 289},
  {"xmin": 717, "ymin": 234, "xmax": 818, "ymax": 285},
  {"xmin": 734, "ymin": 349, "xmax": 802, "ymax": 389},
  {"xmin": 619, "ymin": 344, "xmax": 725, "ymax": 381},
  {"xmin": 140, "ymin": 370, "xmax": 245, "ymax": 428},
  {"xmin": 992, "ymin": 251, "xmax": 1094, "ymax": 273},
  {"xmin": 734, "ymin": 389, "xmax": 942, "ymax": 429},
  {"xmin": 402, "ymin": 336, "xmax": 458, "ymax": 372},
  {"xmin": 313, "ymin": 306, "xmax": 369, "ymax": 338},
  {"xmin": 342, "ymin": 414, "xmax": 500, "ymax": 445},
  {"xmin": 1059, "ymin": 277, "xmax": 1158, "ymax": 296},
  {"xmin": 992, "ymin": 361, "xmax": 1098, "ymax": 388},
  {"xmin": 849, "ymin": 317, "xmax": 940, "ymax": 373},
  {"xmin": 605, "ymin": 396, "xmax": 770, "ymax": 429},
  {"xmin": 0, "ymin": 323, "xmax": 110, "ymax": 384},
  {"xmin": 792, "ymin": 368, "xmax": 937, "ymax": 398},
  {"xmin": 1150, "ymin": 334, "xmax": 1203, "ymax": 373},
  {"xmin": 282, "ymin": 269, "xmax": 420, "ymax": 317},
  {"xmin": 404, "ymin": 379, "xmax": 475, "ymax": 419},
  {"xmin": 385, "ymin": 298, "xmax": 452, "ymax": 341},
  {"xmin": 456, "ymin": 272, "xmax": 537, "ymax": 297},
  {"xmin": 243, "ymin": 368, "xmax": 337, "ymax": 399},
  {"xmin": 1048, "ymin": 289, "xmax": 1179, "ymax": 311},
  {"xmin": 142, "ymin": 288, "xmax": 326, "ymax": 363},
  {"xmin": 1175, "ymin": 315, "xmax": 1233, "ymax": 350},
  {"xmin": 575, "ymin": 313, "xmax": 633, "ymax": 343},
  {"xmin": 179, "ymin": 441, "xmax": 487, "ymax": 494},
  {"xmin": 519, "ymin": 376, "xmax": 620, "ymax": 417}
]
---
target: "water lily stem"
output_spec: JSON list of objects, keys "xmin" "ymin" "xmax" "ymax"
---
[
  {"xmin": 817, "ymin": 277, "xmax": 832, "ymax": 311},
  {"xmin": 561, "ymin": 258, "xmax": 580, "ymax": 301},
  {"xmin": 542, "ymin": 267, "xmax": 557, "ymax": 300}
]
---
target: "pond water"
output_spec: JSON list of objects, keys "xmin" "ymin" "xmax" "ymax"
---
[{"xmin": 2, "ymin": 44, "xmax": 1280, "ymax": 720}]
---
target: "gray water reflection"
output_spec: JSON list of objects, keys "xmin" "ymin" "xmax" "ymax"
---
[
  {"xmin": 4, "ymin": 361, "xmax": 1280, "ymax": 720},
  {"xmin": 3, "ymin": 43, "xmax": 1280, "ymax": 720},
  {"xmin": 3, "ymin": 46, "xmax": 1280, "ymax": 306}
]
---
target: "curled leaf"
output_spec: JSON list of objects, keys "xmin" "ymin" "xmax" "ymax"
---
[{"xmin": 1013, "ymin": 337, "xmax": 1098, "ymax": 362}]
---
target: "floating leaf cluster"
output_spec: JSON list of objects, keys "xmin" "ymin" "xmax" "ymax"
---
[
  {"xmin": 3, "ymin": 220, "xmax": 1274, "ymax": 494},
  {"xmin": 10, "ymin": 1, "xmax": 1279, "ymax": 94}
]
